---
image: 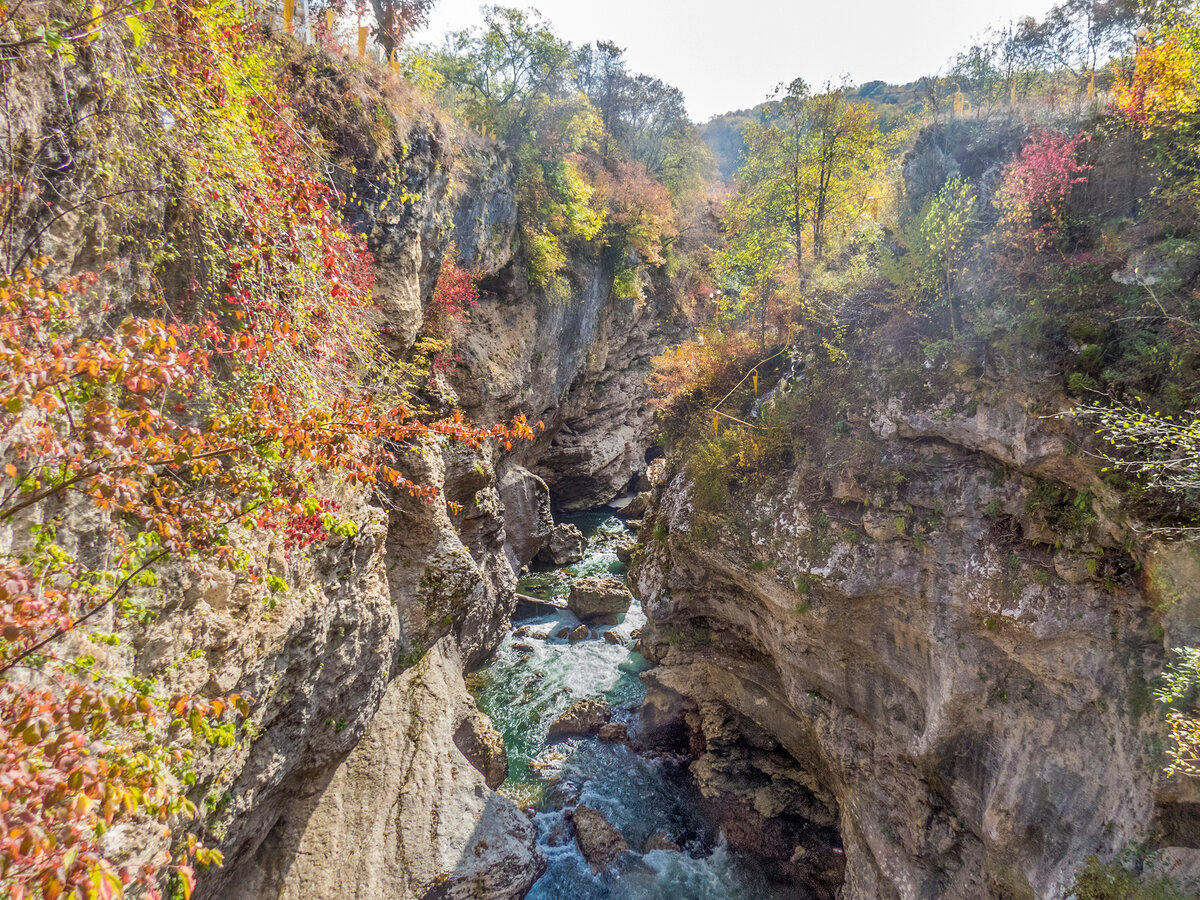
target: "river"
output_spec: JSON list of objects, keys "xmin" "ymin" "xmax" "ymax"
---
[{"xmin": 469, "ymin": 511, "xmax": 799, "ymax": 899}]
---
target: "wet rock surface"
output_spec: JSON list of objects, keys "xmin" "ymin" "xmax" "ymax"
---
[
  {"xmin": 548, "ymin": 699, "xmax": 613, "ymax": 738},
  {"xmin": 571, "ymin": 805, "xmax": 629, "ymax": 871},
  {"xmin": 567, "ymin": 576, "xmax": 633, "ymax": 623}
]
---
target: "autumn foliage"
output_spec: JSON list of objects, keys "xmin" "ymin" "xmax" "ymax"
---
[
  {"xmin": 0, "ymin": 0, "xmax": 536, "ymax": 897},
  {"xmin": 420, "ymin": 254, "xmax": 480, "ymax": 374},
  {"xmin": 995, "ymin": 131, "xmax": 1092, "ymax": 248}
]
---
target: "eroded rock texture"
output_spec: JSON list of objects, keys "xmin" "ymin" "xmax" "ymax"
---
[{"xmin": 633, "ymin": 379, "xmax": 1200, "ymax": 899}]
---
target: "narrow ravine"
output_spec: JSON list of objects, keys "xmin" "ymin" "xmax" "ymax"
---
[{"xmin": 469, "ymin": 511, "xmax": 802, "ymax": 898}]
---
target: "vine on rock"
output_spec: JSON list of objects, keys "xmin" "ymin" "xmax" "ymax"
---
[{"xmin": 0, "ymin": 0, "xmax": 537, "ymax": 896}]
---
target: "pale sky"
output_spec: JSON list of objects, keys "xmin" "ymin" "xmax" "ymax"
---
[{"xmin": 414, "ymin": 0, "xmax": 1061, "ymax": 121}]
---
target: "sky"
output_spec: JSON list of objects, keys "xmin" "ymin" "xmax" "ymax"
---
[{"xmin": 413, "ymin": 0, "xmax": 1062, "ymax": 122}]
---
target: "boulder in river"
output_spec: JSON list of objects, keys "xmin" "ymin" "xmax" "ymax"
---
[
  {"xmin": 614, "ymin": 539, "xmax": 639, "ymax": 564},
  {"xmin": 571, "ymin": 805, "xmax": 629, "ymax": 871},
  {"xmin": 617, "ymin": 491, "xmax": 651, "ymax": 520},
  {"xmin": 596, "ymin": 723, "xmax": 628, "ymax": 744},
  {"xmin": 513, "ymin": 642, "xmax": 536, "ymax": 654},
  {"xmin": 602, "ymin": 630, "xmax": 624, "ymax": 646},
  {"xmin": 642, "ymin": 832, "xmax": 681, "ymax": 853},
  {"xmin": 567, "ymin": 576, "xmax": 632, "ymax": 623},
  {"xmin": 548, "ymin": 699, "xmax": 613, "ymax": 738},
  {"xmin": 568, "ymin": 624, "xmax": 589, "ymax": 643},
  {"xmin": 537, "ymin": 523, "xmax": 587, "ymax": 565},
  {"xmin": 555, "ymin": 626, "xmax": 571, "ymax": 639}
]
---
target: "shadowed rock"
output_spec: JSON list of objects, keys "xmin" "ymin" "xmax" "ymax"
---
[{"xmin": 571, "ymin": 805, "xmax": 629, "ymax": 871}]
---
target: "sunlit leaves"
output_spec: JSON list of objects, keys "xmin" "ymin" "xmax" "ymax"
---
[
  {"xmin": 0, "ymin": 0, "xmax": 538, "ymax": 895},
  {"xmin": 995, "ymin": 130, "xmax": 1092, "ymax": 248}
]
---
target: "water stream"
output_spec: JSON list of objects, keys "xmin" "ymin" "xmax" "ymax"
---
[{"xmin": 469, "ymin": 512, "xmax": 798, "ymax": 899}]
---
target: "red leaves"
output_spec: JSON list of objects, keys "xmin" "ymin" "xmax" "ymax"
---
[
  {"xmin": 996, "ymin": 131, "xmax": 1092, "ymax": 248},
  {"xmin": 421, "ymin": 255, "xmax": 480, "ymax": 374}
]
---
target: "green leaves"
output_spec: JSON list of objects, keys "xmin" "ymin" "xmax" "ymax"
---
[{"xmin": 123, "ymin": 14, "xmax": 147, "ymax": 47}]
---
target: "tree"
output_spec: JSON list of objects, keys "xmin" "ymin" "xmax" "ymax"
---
[
  {"xmin": 805, "ymin": 87, "xmax": 883, "ymax": 260},
  {"xmin": 369, "ymin": 0, "xmax": 435, "ymax": 59},
  {"xmin": 435, "ymin": 6, "xmax": 573, "ymax": 141},
  {"xmin": 720, "ymin": 77, "xmax": 882, "ymax": 310},
  {"xmin": 920, "ymin": 176, "xmax": 977, "ymax": 333}
]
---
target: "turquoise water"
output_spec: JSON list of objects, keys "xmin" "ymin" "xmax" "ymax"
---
[{"xmin": 471, "ymin": 512, "xmax": 799, "ymax": 899}]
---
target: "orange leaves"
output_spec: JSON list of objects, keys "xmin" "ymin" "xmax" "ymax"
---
[{"xmin": 1112, "ymin": 25, "xmax": 1200, "ymax": 132}]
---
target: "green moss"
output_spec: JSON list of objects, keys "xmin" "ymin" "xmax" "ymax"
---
[{"xmin": 1069, "ymin": 854, "xmax": 1192, "ymax": 900}]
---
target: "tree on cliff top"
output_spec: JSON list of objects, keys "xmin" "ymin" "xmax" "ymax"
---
[{"xmin": 435, "ymin": 6, "xmax": 573, "ymax": 141}]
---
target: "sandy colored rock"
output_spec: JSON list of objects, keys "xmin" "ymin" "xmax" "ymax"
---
[
  {"xmin": 453, "ymin": 705, "xmax": 510, "ymax": 791},
  {"xmin": 548, "ymin": 699, "xmax": 613, "ymax": 738},
  {"xmin": 571, "ymin": 805, "xmax": 629, "ymax": 871},
  {"xmin": 567, "ymin": 576, "xmax": 632, "ymax": 623}
]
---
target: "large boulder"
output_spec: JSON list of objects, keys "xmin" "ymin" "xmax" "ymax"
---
[
  {"xmin": 571, "ymin": 805, "xmax": 629, "ymax": 872},
  {"xmin": 453, "ymin": 708, "xmax": 509, "ymax": 790},
  {"xmin": 537, "ymin": 523, "xmax": 586, "ymax": 565},
  {"xmin": 643, "ymin": 832, "xmax": 681, "ymax": 853},
  {"xmin": 548, "ymin": 699, "xmax": 613, "ymax": 738},
  {"xmin": 567, "ymin": 576, "xmax": 632, "ymax": 623},
  {"xmin": 617, "ymin": 491, "xmax": 651, "ymax": 520},
  {"xmin": 499, "ymin": 465, "xmax": 553, "ymax": 571}
]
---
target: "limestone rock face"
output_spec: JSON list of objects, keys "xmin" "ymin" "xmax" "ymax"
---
[
  {"xmin": 454, "ymin": 706, "xmax": 510, "ymax": 790},
  {"xmin": 222, "ymin": 641, "xmax": 543, "ymax": 900},
  {"xmin": 450, "ymin": 254, "xmax": 688, "ymax": 511},
  {"xmin": 633, "ymin": 382, "xmax": 1200, "ymax": 900},
  {"xmin": 571, "ymin": 805, "xmax": 629, "ymax": 871},
  {"xmin": 567, "ymin": 576, "xmax": 632, "ymax": 623},
  {"xmin": 548, "ymin": 699, "xmax": 613, "ymax": 738},
  {"xmin": 11, "ymin": 40, "xmax": 682, "ymax": 900},
  {"xmin": 498, "ymin": 464, "xmax": 554, "ymax": 571},
  {"xmin": 537, "ymin": 522, "xmax": 586, "ymax": 565}
]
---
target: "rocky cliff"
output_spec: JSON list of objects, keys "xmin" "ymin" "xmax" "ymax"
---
[
  {"xmin": 631, "ymin": 356, "xmax": 1200, "ymax": 898},
  {"xmin": 180, "ymin": 61, "xmax": 685, "ymax": 899},
  {"xmin": 6, "ymin": 35, "xmax": 681, "ymax": 898}
]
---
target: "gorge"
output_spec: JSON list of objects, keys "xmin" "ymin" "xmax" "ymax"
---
[{"xmin": 2, "ymin": 1, "xmax": 1200, "ymax": 899}]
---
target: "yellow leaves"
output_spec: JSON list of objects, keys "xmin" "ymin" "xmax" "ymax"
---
[
  {"xmin": 1113, "ymin": 21, "xmax": 1200, "ymax": 133},
  {"xmin": 88, "ymin": 861, "xmax": 125, "ymax": 900}
]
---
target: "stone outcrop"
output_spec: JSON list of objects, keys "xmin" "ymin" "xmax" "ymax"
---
[
  {"xmin": 223, "ymin": 641, "xmax": 543, "ymax": 900},
  {"xmin": 548, "ymin": 699, "xmax": 613, "ymax": 738},
  {"xmin": 571, "ymin": 805, "xmax": 629, "ymax": 871},
  {"xmin": 454, "ymin": 705, "xmax": 510, "ymax": 790},
  {"xmin": 498, "ymin": 464, "xmax": 554, "ymax": 571},
  {"xmin": 567, "ymin": 576, "xmax": 633, "ymax": 623},
  {"xmin": 537, "ymin": 522, "xmax": 587, "ymax": 565},
  {"xmin": 633, "ymin": 376, "xmax": 1200, "ymax": 899}
]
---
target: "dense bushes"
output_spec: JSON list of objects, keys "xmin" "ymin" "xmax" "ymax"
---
[{"xmin": 0, "ymin": 2, "xmax": 535, "ymax": 895}]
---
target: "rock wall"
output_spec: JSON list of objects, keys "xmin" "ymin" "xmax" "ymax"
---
[
  {"xmin": 182, "ymin": 75, "xmax": 681, "ymax": 898},
  {"xmin": 5, "ymin": 37, "xmax": 680, "ymax": 899},
  {"xmin": 632, "ymin": 373, "xmax": 1200, "ymax": 899}
]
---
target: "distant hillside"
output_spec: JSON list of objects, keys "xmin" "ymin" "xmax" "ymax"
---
[{"xmin": 700, "ymin": 80, "xmax": 927, "ymax": 181}]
